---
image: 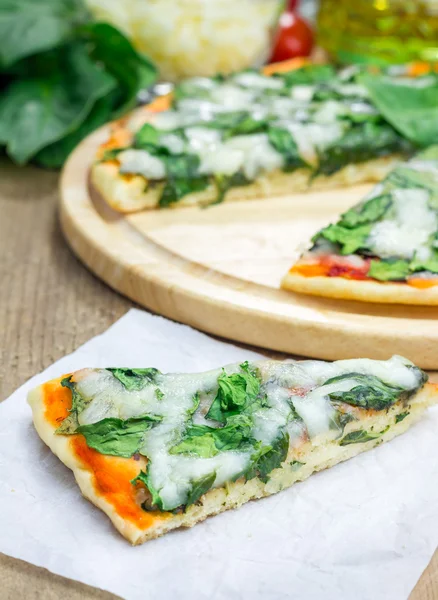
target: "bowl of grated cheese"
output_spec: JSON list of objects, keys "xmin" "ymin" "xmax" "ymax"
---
[{"xmin": 85, "ymin": 0, "xmax": 285, "ymax": 82}]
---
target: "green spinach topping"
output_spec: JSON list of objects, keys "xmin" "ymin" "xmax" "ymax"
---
[
  {"xmin": 56, "ymin": 376, "xmax": 88, "ymax": 434},
  {"xmin": 395, "ymin": 411, "xmax": 410, "ymax": 423},
  {"xmin": 108, "ymin": 368, "xmax": 160, "ymax": 391},
  {"xmin": 339, "ymin": 429, "xmax": 384, "ymax": 446}
]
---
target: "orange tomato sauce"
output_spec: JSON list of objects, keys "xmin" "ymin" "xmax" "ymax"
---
[{"xmin": 42, "ymin": 379, "xmax": 165, "ymax": 530}]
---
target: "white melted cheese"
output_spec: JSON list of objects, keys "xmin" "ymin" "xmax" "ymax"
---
[
  {"xmin": 367, "ymin": 188, "xmax": 436, "ymax": 259},
  {"xmin": 76, "ymin": 355, "xmax": 422, "ymax": 509},
  {"xmin": 159, "ymin": 133, "xmax": 185, "ymax": 155},
  {"xmin": 233, "ymin": 72, "xmax": 284, "ymax": 91},
  {"xmin": 285, "ymin": 122, "xmax": 345, "ymax": 166},
  {"xmin": 224, "ymin": 133, "xmax": 284, "ymax": 179},
  {"xmin": 209, "ymin": 84, "xmax": 255, "ymax": 110},
  {"xmin": 118, "ymin": 149, "xmax": 166, "ymax": 180},
  {"xmin": 290, "ymin": 85, "xmax": 315, "ymax": 102}
]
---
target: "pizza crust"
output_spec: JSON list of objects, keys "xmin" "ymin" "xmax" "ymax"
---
[
  {"xmin": 91, "ymin": 152, "xmax": 400, "ymax": 213},
  {"xmin": 282, "ymin": 272, "xmax": 438, "ymax": 305},
  {"xmin": 28, "ymin": 379, "xmax": 437, "ymax": 544}
]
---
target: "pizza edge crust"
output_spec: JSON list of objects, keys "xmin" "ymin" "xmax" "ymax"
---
[
  {"xmin": 28, "ymin": 381, "xmax": 437, "ymax": 544},
  {"xmin": 90, "ymin": 152, "xmax": 400, "ymax": 213},
  {"xmin": 281, "ymin": 272, "xmax": 438, "ymax": 305}
]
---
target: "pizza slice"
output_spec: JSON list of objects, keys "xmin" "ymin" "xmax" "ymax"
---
[
  {"xmin": 29, "ymin": 356, "xmax": 436, "ymax": 544},
  {"xmin": 282, "ymin": 146, "xmax": 438, "ymax": 305},
  {"xmin": 89, "ymin": 62, "xmax": 434, "ymax": 212}
]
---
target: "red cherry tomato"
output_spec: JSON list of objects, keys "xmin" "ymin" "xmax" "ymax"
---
[
  {"xmin": 288, "ymin": 0, "xmax": 298, "ymax": 9},
  {"xmin": 270, "ymin": 11, "xmax": 314, "ymax": 63}
]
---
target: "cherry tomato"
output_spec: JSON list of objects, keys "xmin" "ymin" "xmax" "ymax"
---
[
  {"xmin": 288, "ymin": 0, "xmax": 298, "ymax": 10},
  {"xmin": 270, "ymin": 11, "xmax": 314, "ymax": 63}
]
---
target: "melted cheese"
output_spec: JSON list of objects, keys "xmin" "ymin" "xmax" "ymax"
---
[
  {"xmin": 367, "ymin": 188, "xmax": 436, "ymax": 259},
  {"xmin": 73, "ymin": 355, "xmax": 423, "ymax": 510},
  {"xmin": 118, "ymin": 149, "xmax": 166, "ymax": 180}
]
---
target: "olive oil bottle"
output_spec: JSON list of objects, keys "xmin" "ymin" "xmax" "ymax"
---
[{"xmin": 317, "ymin": 0, "xmax": 438, "ymax": 65}]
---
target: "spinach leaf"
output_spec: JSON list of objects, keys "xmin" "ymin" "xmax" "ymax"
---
[
  {"xmin": 220, "ymin": 114, "xmax": 268, "ymax": 139},
  {"xmin": 131, "ymin": 467, "xmax": 164, "ymax": 511},
  {"xmin": 81, "ymin": 22, "xmax": 157, "ymax": 117},
  {"xmin": 56, "ymin": 374, "xmax": 88, "ymax": 434},
  {"xmin": 410, "ymin": 248, "xmax": 438, "ymax": 275},
  {"xmin": 395, "ymin": 411, "xmax": 410, "ymax": 423},
  {"xmin": 324, "ymin": 372, "xmax": 406, "ymax": 410},
  {"xmin": 245, "ymin": 431, "xmax": 289, "ymax": 483},
  {"xmin": 339, "ymin": 194, "xmax": 392, "ymax": 228},
  {"xmin": 159, "ymin": 175, "xmax": 210, "ymax": 207},
  {"xmin": 339, "ymin": 429, "xmax": 382, "ymax": 446},
  {"xmin": 77, "ymin": 415, "xmax": 160, "ymax": 458},
  {"xmin": 315, "ymin": 223, "xmax": 371, "ymax": 255},
  {"xmin": 360, "ymin": 73, "xmax": 438, "ymax": 147},
  {"xmin": 206, "ymin": 362, "xmax": 261, "ymax": 423},
  {"xmin": 0, "ymin": 0, "xmax": 89, "ymax": 68},
  {"xmin": 35, "ymin": 96, "xmax": 113, "ymax": 167},
  {"xmin": 317, "ymin": 122, "xmax": 406, "ymax": 176},
  {"xmin": 185, "ymin": 472, "xmax": 217, "ymax": 506},
  {"xmin": 170, "ymin": 414, "xmax": 254, "ymax": 458},
  {"xmin": 0, "ymin": 43, "xmax": 116, "ymax": 164},
  {"xmin": 385, "ymin": 165, "xmax": 438, "ymax": 208},
  {"xmin": 267, "ymin": 126, "xmax": 304, "ymax": 171},
  {"xmin": 212, "ymin": 172, "xmax": 251, "ymax": 205},
  {"xmin": 276, "ymin": 64, "xmax": 335, "ymax": 88},
  {"xmin": 108, "ymin": 368, "xmax": 160, "ymax": 391},
  {"xmin": 134, "ymin": 123, "xmax": 160, "ymax": 148},
  {"xmin": 368, "ymin": 259, "xmax": 411, "ymax": 281}
]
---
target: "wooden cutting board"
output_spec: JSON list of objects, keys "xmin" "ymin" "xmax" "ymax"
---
[{"xmin": 60, "ymin": 124, "xmax": 438, "ymax": 369}]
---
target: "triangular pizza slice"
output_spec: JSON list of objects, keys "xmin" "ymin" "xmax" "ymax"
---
[
  {"xmin": 282, "ymin": 146, "xmax": 438, "ymax": 304},
  {"xmin": 29, "ymin": 357, "xmax": 436, "ymax": 544}
]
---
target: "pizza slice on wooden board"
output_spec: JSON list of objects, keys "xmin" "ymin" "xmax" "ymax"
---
[
  {"xmin": 29, "ymin": 356, "xmax": 437, "ymax": 544},
  {"xmin": 282, "ymin": 146, "xmax": 438, "ymax": 305},
  {"xmin": 89, "ymin": 61, "xmax": 437, "ymax": 213}
]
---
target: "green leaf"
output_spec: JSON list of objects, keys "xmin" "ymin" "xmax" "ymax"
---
[
  {"xmin": 245, "ymin": 431, "xmax": 289, "ymax": 483},
  {"xmin": 324, "ymin": 372, "xmax": 406, "ymax": 410},
  {"xmin": 410, "ymin": 248, "xmax": 438, "ymax": 275},
  {"xmin": 77, "ymin": 415, "xmax": 160, "ymax": 458},
  {"xmin": 159, "ymin": 175, "xmax": 210, "ymax": 207},
  {"xmin": 81, "ymin": 22, "xmax": 157, "ymax": 117},
  {"xmin": 0, "ymin": 43, "xmax": 116, "ymax": 163},
  {"xmin": 316, "ymin": 223, "xmax": 372, "ymax": 255},
  {"xmin": 0, "ymin": 0, "xmax": 89, "ymax": 68},
  {"xmin": 169, "ymin": 414, "xmax": 254, "ymax": 458},
  {"xmin": 339, "ymin": 429, "xmax": 382, "ymax": 446},
  {"xmin": 185, "ymin": 472, "xmax": 217, "ymax": 506},
  {"xmin": 276, "ymin": 64, "xmax": 335, "ymax": 88},
  {"xmin": 317, "ymin": 122, "xmax": 407, "ymax": 176},
  {"xmin": 368, "ymin": 259, "xmax": 411, "ymax": 282},
  {"xmin": 56, "ymin": 375, "xmax": 89, "ymax": 434},
  {"xmin": 267, "ymin": 126, "xmax": 304, "ymax": 171},
  {"xmin": 339, "ymin": 194, "xmax": 392, "ymax": 228},
  {"xmin": 212, "ymin": 172, "xmax": 251, "ymax": 205},
  {"xmin": 360, "ymin": 73, "xmax": 438, "ymax": 147},
  {"xmin": 395, "ymin": 411, "xmax": 409, "ymax": 423},
  {"xmin": 131, "ymin": 467, "xmax": 164, "ymax": 511},
  {"xmin": 108, "ymin": 368, "xmax": 160, "ymax": 391},
  {"xmin": 206, "ymin": 362, "xmax": 261, "ymax": 424},
  {"xmin": 35, "ymin": 96, "xmax": 112, "ymax": 167},
  {"xmin": 134, "ymin": 123, "xmax": 160, "ymax": 148},
  {"xmin": 385, "ymin": 165, "xmax": 438, "ymax": 208}
]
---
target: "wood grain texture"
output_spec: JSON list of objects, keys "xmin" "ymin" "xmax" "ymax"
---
[{"xmin": 0, "ymin": 157, "xmax": 436, "ymax": 598}]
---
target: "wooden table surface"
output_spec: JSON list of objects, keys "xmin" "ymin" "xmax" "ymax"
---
[{"xmin": 0, "ymin": 158, "xmax": 436, "ymax": 599}]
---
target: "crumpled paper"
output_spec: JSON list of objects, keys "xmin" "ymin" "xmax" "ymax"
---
[{"xmin": 0, "ymin": 308, "xmax": 437, "ymax": 600}]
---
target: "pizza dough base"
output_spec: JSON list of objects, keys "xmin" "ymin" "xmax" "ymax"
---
[
  {"xmin": 91, "ymin": 155, "xmax": 400, "ymax": 213},
  {"xmin": 28, "ymin": 381, "xmax": 437, "ymax": 544},
  {"xmin": 282, "ymin": 272, "xmax": 438, "ymax": 306}
]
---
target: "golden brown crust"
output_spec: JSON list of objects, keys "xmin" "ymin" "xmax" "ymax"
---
[{"xmin": 281, "ymin": 271, "xmax": 438, "ymax": 305}]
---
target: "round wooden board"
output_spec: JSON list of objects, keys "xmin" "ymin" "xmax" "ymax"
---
[{"xmin": 60, "ymin": 124, "xmax": 438, "ymax": 369}]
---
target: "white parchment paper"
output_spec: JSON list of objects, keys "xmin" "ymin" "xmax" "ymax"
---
[{"xmin": 0, "ymin": 309, "xmax": 437, "ymax": 600}]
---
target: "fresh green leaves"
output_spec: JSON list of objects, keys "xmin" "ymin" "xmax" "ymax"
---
[
  {"xmin": 368, "ymin": 259, "xmax": 411, "ymax": 281},
  {"xmin": 0, "ymin": 1, "xmax": 157, "ymax": 166},
  {"xmin": 206, "ymin": 362, "xmax": 261, "ymax": 423},
  {"xmin": 316, "ymin": 223, "xmax": 371, "ymax": 255},
  {"xmin": 245, "ymin": 432, "xmax": 289, "ymax": 483},
  {"xmin": 170, "ymin": 415, "xmax": 254, "ymax": 458},
  {"xmin": 339, "ymin": 429, "xmax": 383, "ymax": 446},
  {"xmin": 185, "ymin": 472, "xmax": 217, "ymax": 506},
  {"xmin": 339, "ymin": 194, "xmax": 392, "ymax": 228},
  {"xmin": 108, "ymin": 368, "xmax": 160, "ymax": 391},
  {"xmin": 134, "ymin": 123, "xmax": 160, "ymax": 148},
  {"xmin": 0, "ymin": 0, "xmax": 89, "ymax": 68},
  {"xmin": 360, "ymin": 73, "xmax": 438, "ymax": 147},
  {"xmin": 131, "ymin": 468, "xmax": 164, "ymax": 511},
  {"xmin": 56, "ymin": 375, "xmax": 88, "ymax": 434},
  {"xmin": 267, "ymin": 126, "xmax": 304, "ymax": 171},
  {"xmin": 325, "ymin": 373, "xmax": 407, "ymax": 410},
  {"xmin": 395, "ymin": 411, "xmax": 409, "ymax": 423},
  {"xmin": 77, "ymin": 415, "xmax": 161, "ymax": 457},
  {"xmin": 317, "ymin": 122, "xmax": 406, "ymax": 176},
  {"xmin": 276, "ymin": 64, "xmax": 335, "ymax": 88}
]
